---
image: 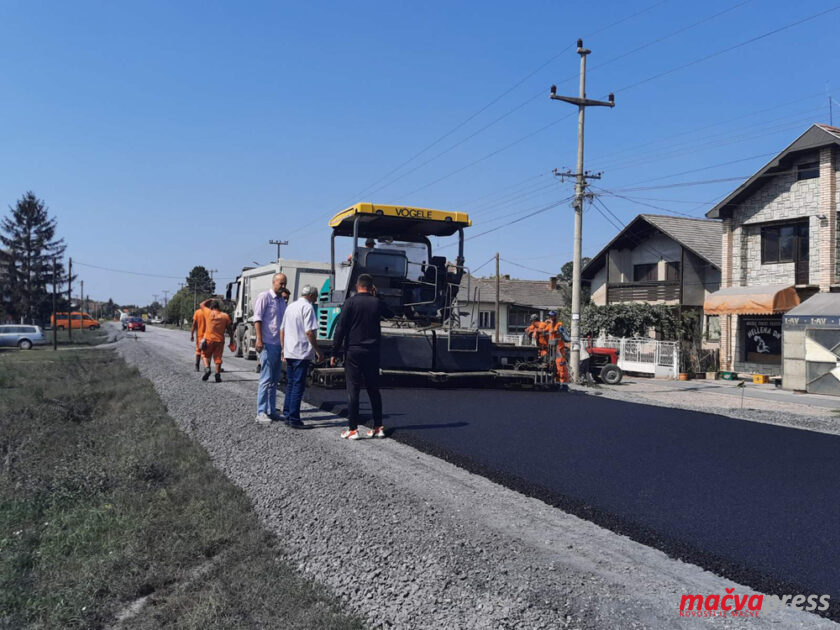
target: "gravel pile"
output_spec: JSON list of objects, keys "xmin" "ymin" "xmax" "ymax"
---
[{"xmin": 116, "ymin": 329, "xmax": 837, "ymax": 629}]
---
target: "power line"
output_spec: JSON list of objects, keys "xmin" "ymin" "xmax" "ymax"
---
[
  {"xmin": 343, "ymin": 0, "xmax": 671, "ymax": 203},
  {"xmin": 72, "ymin": 260, "xmax": 235, "ymax": 281},
  {"xmin": 444, "ymin": 196, "xmax": 575, "ymax": 248},
  {"xmin": 74, "ymin": 261, "xmax": 183, "ymax": 279},
  {"xmin": 284, "ymin": 1, "xmax": 673, "ymax": 237},
  {"xmin": 588, "ymin": 0, "xmax": 753, "ymax": 76},
  {"xmin": 470, "ymin": 254, "xmax": 498, "ymax": 275},
  {"xmin": 501, "ymin": 258, "xmax": 556, "ymax": 276},
  {"xmin": 457, "ymin": 171, "xmax": 551, "ymax": 209},
  {"xmin": 614, "ymin": 5, "xmax": 840, "ymax": 94},
  {"xmin": 593, "ymin": 110, "xmax": 824, "ymax": 173},
  {"xmin": 588, "ymin": 91, "xmax": 826, "ymax": 167},
  {"xmin": 400, "ymin": 113, "xmax": 577, "ymax": 199}
]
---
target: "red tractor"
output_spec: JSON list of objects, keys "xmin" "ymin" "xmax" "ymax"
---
[{"xmin": 584, "ymin": 340, "xmax": 623, "ymax": 385}]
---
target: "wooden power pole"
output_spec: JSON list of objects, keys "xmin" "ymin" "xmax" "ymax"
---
[{"xmin": 550, "ymin": 39, "xmax": 614, "ymax": 382}]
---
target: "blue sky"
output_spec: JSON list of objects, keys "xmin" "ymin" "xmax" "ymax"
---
[{"xmin": 1, "ymin": 0, "xmax": 838, "ymax": 305}]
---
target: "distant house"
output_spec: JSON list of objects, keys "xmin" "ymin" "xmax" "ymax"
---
[
  {"xmin": 458, "ymin": 275, "xmax": 565, "ymax": 342},
  {"xmin": 581, "ymin": 214, "xmax": 721, "ymax": 336},
  {"xmin": 705, "ymin": 124, "xmax": 840, "ymax": 376}
]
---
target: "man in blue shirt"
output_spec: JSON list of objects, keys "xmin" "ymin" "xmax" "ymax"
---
[{"xmin": 253, "ymin": 273, "xmax": 287, "ymax": 424}]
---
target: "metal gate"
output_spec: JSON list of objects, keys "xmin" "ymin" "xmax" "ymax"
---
[
  {"xmin": 805, "ymin": 328, "xmax": 840, "ymax": 396},
  {"xmin": 594, "ymin": 336, "xmax": 680, "ymax": 379}
]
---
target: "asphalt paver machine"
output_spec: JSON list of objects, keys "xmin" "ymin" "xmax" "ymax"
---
[{"xmin": 311, "ymin": 203, "xmax": 556, "ymax": 389}]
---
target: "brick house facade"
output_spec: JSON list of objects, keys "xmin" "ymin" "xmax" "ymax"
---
[{"xmin": 706, "ymin": 124, "xmax": 840, "ymax": 376}]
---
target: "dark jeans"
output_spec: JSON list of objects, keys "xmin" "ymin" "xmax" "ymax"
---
[
  {"xmin": 344, "ymin": 346, "xmax": 382, "ymax": 431},
  {"xmin": 283, "ymin": 358, "xmax": 310, "ymax": 422}
]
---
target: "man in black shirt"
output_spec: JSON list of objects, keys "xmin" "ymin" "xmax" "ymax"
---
[{"xmin": 330, "ymin": 273, "xmax": 394, "ymax": 440}]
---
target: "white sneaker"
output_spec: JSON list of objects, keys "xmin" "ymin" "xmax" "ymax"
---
[
  {"xmin": 255, "ymin": 412, "xmax": 272, "ymax": 425},
  {"xmin": 341, "ymin": 429, "xmax": 360, "ymax": 440}
]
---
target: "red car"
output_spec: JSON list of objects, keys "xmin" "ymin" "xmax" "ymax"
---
[{"xmin": 126, "ymin": 317, "xmax": 146, "ymax": 332}]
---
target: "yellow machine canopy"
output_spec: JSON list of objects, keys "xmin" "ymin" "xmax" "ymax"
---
[{"xmin": 329, "ymin": 203, "xmax": 471, "ymax": 241}]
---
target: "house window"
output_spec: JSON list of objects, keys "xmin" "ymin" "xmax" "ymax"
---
[
  {"xmin": 508, "ymin": 307, "xmax": 540, "ymax": 333},
  {"xmin": 633, "ymin": 263, "xmax": 657, "ymax": 282},
  {"xmin": 705, "ymin": 315, "xmax": 720, "ymax": 342},
  {"xmin": 761, "ymin": 223, "xmax": 808, "ymax": 264},
  {"xmin": 665, "ymin": 261, "xmax": 680, "ymax": 282},
  {"xmin": 478, "ymin": 310, "xmax": 495, "ymax": 329},
  {"xmin": 796, "ymin": 161, "xmax": 819, "ymax": 181}
]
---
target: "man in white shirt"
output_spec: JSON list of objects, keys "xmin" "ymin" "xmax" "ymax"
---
[{"xmin": 279, "ymin": 285, "xmax": 323, "ymax": 428}]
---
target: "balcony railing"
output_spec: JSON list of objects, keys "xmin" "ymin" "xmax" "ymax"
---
[{"xmin": 606, "ymin": 281, "xmax": 680, "ymax": 303}]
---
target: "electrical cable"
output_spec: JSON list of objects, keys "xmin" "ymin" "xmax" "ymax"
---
[
  {"xmin": 282, "ymin": 1, "xmax": 676, "ymax": 237},
  {"xmin": 501, "ymin": 258, "xmax": 557, "ymax": 276},
  {"xmin": 613, "ymin": 5, "xmax": 840, "ymax": 94},
  {"xmin": 470, "ymin": 255, "xmax": 498, "ymax": 275},
  {"xmin": 587, "ymin": 91, "xmax": 826, "ymax": 167}
]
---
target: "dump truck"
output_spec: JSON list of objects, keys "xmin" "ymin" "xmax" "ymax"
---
[{"xmin": 225, "ymin": 259, "xmax": 330, "ymax": 359}]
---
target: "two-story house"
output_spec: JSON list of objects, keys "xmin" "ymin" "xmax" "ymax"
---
[
  {"xmin": 581, "ymin": 214, "xmax": 721, "ymax": 325},
  {"xmin": 704, "ymin": 123, "xmax": 839, "ymax": 376}
]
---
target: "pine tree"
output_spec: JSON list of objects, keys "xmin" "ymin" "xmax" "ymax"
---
[
  {"xmin": 0, "ymin": 192, "xmax": 69, "ymax": 324},
  {"xmin": 185, "ymin": 266, "xmax": 215, "ymax": 295}
]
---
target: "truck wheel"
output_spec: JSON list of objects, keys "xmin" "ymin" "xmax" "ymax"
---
[{"xmin": 599, "ymin": 363, "xmax": 623, "ymax": 385}]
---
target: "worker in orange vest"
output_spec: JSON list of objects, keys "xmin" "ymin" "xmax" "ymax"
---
[
  {"xmin": 525, "ymin": 314, "xmax": 549, "ymax": 357},
  {"xmin": 199, "ymin": 298, "xmax": 234, "ymax": 383},
  {"xmin": 544, "ymin": 311, "xmax": 569, "ymax": 383},
  {"xmin": 189, "ymin": 306, "xmax": 206, "ymax": 372}
]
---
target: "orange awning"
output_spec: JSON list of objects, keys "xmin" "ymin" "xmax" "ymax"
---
[{"xmin": 704, "ymin": 284, "xmax": 800, "ymax": 315}]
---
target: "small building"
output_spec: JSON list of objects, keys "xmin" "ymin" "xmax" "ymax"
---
[
  {"xmin": 581, "ymin": 214, "xmax": 721, "ymax": 340},
  {"xmin": 782, "ymin": 293, "xmax": 840, "ymax": 395},
  {"xmin": 705, "ymin": 123, "xmax": 840, "ymax": 377},
  {"xmin": 458, "ymin": 275, "xmax": 565, "ymax": 342}
]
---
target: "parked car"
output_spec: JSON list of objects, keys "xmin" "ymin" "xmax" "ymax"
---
[
  {"xmin": 51, "ymin": 311, "xmax": 100, "ymax": 330},
  {"xmin": 0, "ymin": 324, "xmax": 48, "ymax": 349},
  {"xmin": 150, "ymin": 316, "xmax": 163, "ymax": 324},
  {"xmin": 126, "ymin": 317, "xmax": 146, "ymax": 332}
]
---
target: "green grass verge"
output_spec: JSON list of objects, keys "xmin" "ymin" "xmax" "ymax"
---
[
  {"xmin": 39, "ymin": 327, "xmax": 110, "ymax": 347},
  {"xmin": 0, "ymin": 350, "xmax": 364, "ymax": 630}
]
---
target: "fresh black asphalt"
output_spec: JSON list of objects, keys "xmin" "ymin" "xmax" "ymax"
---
[{"xmin": 299, "ymin": 385, "xmax": 840, "ymax": 617}]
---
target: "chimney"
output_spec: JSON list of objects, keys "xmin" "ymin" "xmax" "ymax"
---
[{"xmin": 549, "ymin": 276, "xmax": 557, "ymax": 290}]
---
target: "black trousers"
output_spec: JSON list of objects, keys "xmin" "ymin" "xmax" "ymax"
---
[{"xmin": 344, "ymin": 346, "xmax": 382, "ymax": 430}]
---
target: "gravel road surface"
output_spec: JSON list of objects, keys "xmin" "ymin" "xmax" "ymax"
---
[{"xmin": 114, "ymin": 324, "xmax": 837, "ymax": 629}]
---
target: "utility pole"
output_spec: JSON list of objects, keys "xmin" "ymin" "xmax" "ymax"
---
[
  {"xmin": 269, "ymin": 239, "xmax": 288, "ymax": 268},
  {"xmin": 162, "ymin": 289, "xmax": 170, "ymax": 308},
  {"xmin": 80, "ymin": 280, "xmax": 84, "ymax": 335},
  {"xmin": 67, "ymin": 258, "xmax": 72, "ymax": 342},
  {"xmin": 550, "ymin": 39, "xmax": 615, "ymax": 382},
  {"xmin": 495, "ymin": 253, "xmax": 501, "ymax": 343},
  {"xmin": 52, "ymin": 257, "xmax": 58, "ymax": 351}
]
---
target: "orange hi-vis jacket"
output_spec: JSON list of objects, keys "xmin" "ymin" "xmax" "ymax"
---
[
  {"xmin": 193, "ymin": 309, "xmax": 206, "ymax": 338},
  {"xmin": 544, "ymin": 320, "xmax": 566, "ymax": 343},
  {"xmin": 202, "ymin": 307, "xmax": 231, "ymax": 343},
  {"xmin": 525, "ymin": 320, "xmax": 547, "ymax": 346}
]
